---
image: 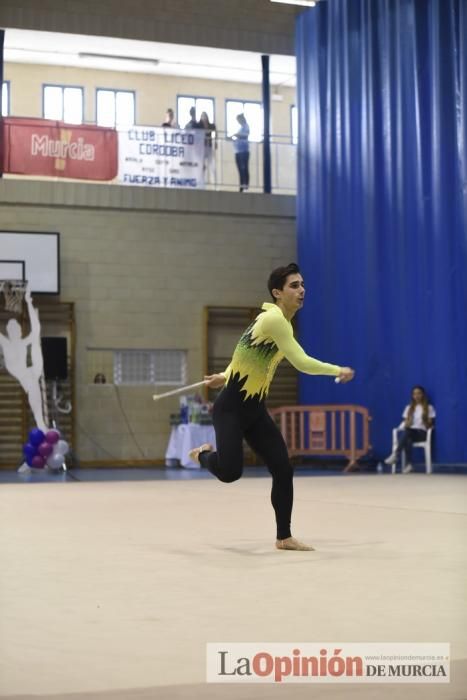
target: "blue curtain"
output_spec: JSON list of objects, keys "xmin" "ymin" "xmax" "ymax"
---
[{"xmin": 296, "ymin": 0, "xmax": 466, "ymax": 463}]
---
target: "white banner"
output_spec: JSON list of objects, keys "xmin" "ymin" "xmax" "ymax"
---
[{"xmin": 117, "ymin": 127, "xmax": 205, "ymax": 189}]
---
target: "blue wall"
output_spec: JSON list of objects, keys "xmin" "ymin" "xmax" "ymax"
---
[{"xmin": 296, "ymin": 0, "xmax": 466, "ymax": 463}]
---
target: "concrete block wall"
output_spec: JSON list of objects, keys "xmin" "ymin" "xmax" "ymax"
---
[{"xmin": 0, "ymin": 180, "xmax": 296, "ymax": 463}]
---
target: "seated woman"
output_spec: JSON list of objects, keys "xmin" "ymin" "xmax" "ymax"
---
[{"xmin": 385, "ymin": 385, "xmax": 435, "ymax": 473}]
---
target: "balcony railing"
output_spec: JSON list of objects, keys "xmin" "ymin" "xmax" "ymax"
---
[
  {"xmin": 1, "ymin": 117, "xmax": 297, "ymax": 196},
  {"xmin": 203, "ymin": 133, "xmax": 296, "ymax": 195}
]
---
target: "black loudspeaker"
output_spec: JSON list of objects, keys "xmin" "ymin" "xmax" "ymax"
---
[{"xmin": 41, "ymin": 337, "xmax": 68, "ymax": 380}]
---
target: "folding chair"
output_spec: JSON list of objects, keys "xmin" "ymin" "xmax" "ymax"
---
[{"xmin": 391, "ymin": 424, "xmax": 433, "ymax": 474}]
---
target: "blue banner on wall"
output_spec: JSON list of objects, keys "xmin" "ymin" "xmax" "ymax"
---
[{"xmin": 296, "ymin": 0, "xmax": 466, "ymax": 463}]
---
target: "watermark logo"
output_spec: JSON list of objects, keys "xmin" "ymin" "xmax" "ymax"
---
[{"xmin": 206, "ymin": 643, "xmax": 450, "ymax": 683}]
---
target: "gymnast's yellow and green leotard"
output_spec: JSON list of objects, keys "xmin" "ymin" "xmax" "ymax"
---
[
  {"xmin": 199, "ymin": 302, "xmax": 342, "ymax": 541},
  {"xmin": 222, "ymin": 302, "xmax": 341, "ymax": 400}
]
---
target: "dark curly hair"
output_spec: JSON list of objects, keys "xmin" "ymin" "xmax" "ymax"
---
[{"xmin": 267, "ymin": 263, "xmax": 301, "ymax": 302}]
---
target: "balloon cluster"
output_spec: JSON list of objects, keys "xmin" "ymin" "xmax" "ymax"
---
[{"xmin": 23, "ymin": 428, "xmax": 69, "ymax": 470}]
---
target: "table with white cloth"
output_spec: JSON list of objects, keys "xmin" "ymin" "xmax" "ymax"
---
[{"xmin": 165, "ymin": 423, "xmax": 216, "ymax": 469}]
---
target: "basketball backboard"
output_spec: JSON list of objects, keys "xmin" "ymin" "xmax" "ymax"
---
[{"xmin": 0, "ymin": 231, "xmax": 60, "ymax": 293}]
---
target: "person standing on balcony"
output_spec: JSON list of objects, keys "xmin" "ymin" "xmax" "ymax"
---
[
  {"xmin": 184, "ymin": 106, "xmax": 202, "ymax": 130},
  {"xmin": 199, "ymin": 111, "xmax": 217, "ymax": 186},
  {"xmin": 161, "ymin": 108, "xmax": 179, "ymax": 128},
  {"xmin": 189, "ymin": 263, "xmax": 355, "ymax": 550},
  {"xmin": 232, "ymin": 113, "xmax": 250, "ymax": 192}
]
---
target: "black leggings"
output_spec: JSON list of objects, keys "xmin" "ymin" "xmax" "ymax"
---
[
  {"xmin": 199, "ymin": 384, "xmax": 294, "ymax": 539},
  {"xmin": 235, "ymin": 151, "xmax": 250, "ymax": 188},
  {"xmin": 396, "ymin": 428, "xmax": 427, "ymax": 463}
]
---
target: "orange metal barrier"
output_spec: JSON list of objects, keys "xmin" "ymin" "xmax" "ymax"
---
[{"xmin": 269, "ymin": 404, "xmax": 372, "ymax": 471}]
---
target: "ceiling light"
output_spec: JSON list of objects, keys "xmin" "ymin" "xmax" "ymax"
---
[
  {"xmin": 270, "ymin": 0, "xmax": 317, "ymax": 7},
  {"xmin": 78, "ymin": 52, "xmax": 159, "ymax": 66}
]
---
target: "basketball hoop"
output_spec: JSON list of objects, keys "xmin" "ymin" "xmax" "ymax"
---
[{"xmin": 0, "ymin": 280, "xmax": 28, "ymax": 315}]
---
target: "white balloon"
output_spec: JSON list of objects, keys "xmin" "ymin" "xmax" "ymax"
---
[
  {"xmin": 55, "ymin": 439, "xmax": 69, "ymax": 455},
  {"xmin": 47, "ymin": 452, "xmax": 65, "ymax": 470}
]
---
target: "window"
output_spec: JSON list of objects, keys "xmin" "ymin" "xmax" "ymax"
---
[
  {"xmin": 177, "ymin": 95, "xmax": 215, "ymax": 128},
  {"xmin": 291, "ymin": 105, "xmax": 298, "ymax": 145},
  {"xmin": 226, "ymin": 100, "xmax": 263, "ymax": 142},
  {"xmin": 114, "ymin": 350, "xmax": 187, "ymax": 386},
  {"xmin": 43, "ymin": 85, "xmax": 83, "ymax": 124},
  {"xmin": 96, "ymin": 89, "xmax": 135, "ymax": 128},
  {"xmin": 1, "ymin": 81, "xmax": 10, "ymax": 117}
]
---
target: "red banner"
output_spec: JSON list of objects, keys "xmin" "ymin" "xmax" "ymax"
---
[{"xmin": 2, "ymin": 117, "xmax": 118, "ymax": 180}]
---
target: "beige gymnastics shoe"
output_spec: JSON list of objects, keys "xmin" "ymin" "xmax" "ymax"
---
[
  {"xmin": 188, "ymin": 443, "xmax": 213, "ymax": 463},
  {"xmin": 276, "ymin": 537, "xmax": 315, "ymax": 551}
]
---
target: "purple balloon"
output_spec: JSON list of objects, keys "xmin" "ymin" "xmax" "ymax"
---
[
  {"xmin": 45, "ymin": 430, "xmax": 60, "ymax": 445},
  {"xmin": 23, "ymin": 443, "xmax": 37, "ymax": 460},
  {"xmin": 38, "ymin": 441, "xmax": 53, "ymax": 458},
  {"xmin": 29, "ymin": 428, "xmax": 45, "ymax": 447},
  {"xmin": 31, "ymin": 455, "xmax": 45, "ymax": 469}
]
